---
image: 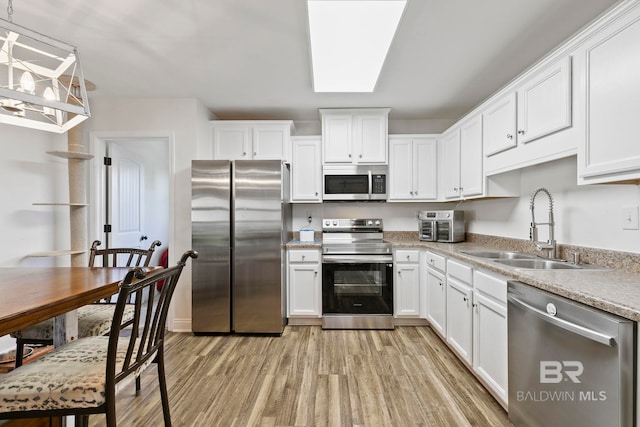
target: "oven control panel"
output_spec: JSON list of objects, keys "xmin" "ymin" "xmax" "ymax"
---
[{"xmin": 322, "ymin": 218, "xmax": 383, "ymax": 232}]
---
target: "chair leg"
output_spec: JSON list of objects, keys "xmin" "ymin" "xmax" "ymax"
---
[
  {"xmin": 136, "ymin": 375, "xmax": 141, "ymax": 394},
  {"xmin": 75, "ymin": 414, "xmax": 89, "ymax": 427},
  {"xmin": 14, "ymin": 339, "xmax": 25, "ymax": 368},
  {"xmin": 156, "ymin": 351, "xmax": 172, "ymax": 426}
]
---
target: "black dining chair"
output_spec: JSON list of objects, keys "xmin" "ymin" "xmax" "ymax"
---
[
  {"xmin": 0, "ymin": 250, "xmax": 197, "ymax": 427},
  {"xmin": 11, "ymin": 239, "xmax": 161, "ymax": 368}
]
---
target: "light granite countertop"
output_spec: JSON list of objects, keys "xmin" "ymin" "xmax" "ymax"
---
[{"xmin": 287, "ymin": 233, "xmax": 640, "ymax": 322}]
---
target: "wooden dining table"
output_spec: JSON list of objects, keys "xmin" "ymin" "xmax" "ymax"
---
[{"xmin": 0, "ymin": 266, "xmax": 135, "ymax": 340}]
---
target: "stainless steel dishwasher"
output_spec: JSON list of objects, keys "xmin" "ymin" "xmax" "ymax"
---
[{"xmin": 507, "ymin": 281, "xmax": 635, "ymax": 427}]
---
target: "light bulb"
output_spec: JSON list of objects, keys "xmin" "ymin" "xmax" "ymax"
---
[
  {"xmin": 43, "ymin": 86, "xmax": 57, "ymax": 116},
  {"xmin": 20, "ymin": 71, "xmax": 35, "ymax": 94}
]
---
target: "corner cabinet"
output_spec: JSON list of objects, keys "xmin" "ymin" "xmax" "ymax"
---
[
  {"xmin": 576, "ymin": 2, "xmax": 640, "ymax": 184},
  {"xmin": 484, "ymin": 55, "xmax": 575, "ymax": 175},
  {"xmin": 287, "ymin": 249, "xmax": 322, "ymax": 322},
  {"xmin": 210, "ymin": 120, "xmax": 295, "ymax": 161},
  {"xmin": 320, "ymin": 108, "xmax": 389, "ymax": 164},
  {"xmin": 291, "ymin": 136, "xmax": 322, "ymax": 203},
  {"xmin": 388, "ymin": 135, "xmax": 437, "ymax": 201}
]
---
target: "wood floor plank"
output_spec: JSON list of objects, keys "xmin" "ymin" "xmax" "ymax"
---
[{"xmin": 88, "ymin": 326, "xmax": 512, "ymax": 426}]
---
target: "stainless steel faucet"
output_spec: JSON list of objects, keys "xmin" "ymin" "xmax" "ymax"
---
[{"xmin": 529, "ymin": 187, "xmax": 556, "ymax": 259}]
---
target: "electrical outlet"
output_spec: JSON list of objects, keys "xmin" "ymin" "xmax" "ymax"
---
[
  {"xmin": 622, "ymin": 205, "xmax": 639, "ymax": 230},
  {"xmin": 306, "ymin": 211, "xmax": 312, "ymax": 224}
]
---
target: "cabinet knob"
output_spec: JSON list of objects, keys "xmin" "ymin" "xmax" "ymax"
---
[
  {"xmin": 242, "ymin": 152, "xmax": 247, "ymax": 156},
  {"xmin": 301, "ymin": 255, "xmax": 305, "ymax": 260},
  {"xmin": 410, "ymin": 191, "xmax": 414, "ymax": 196},
  {"xmin": 253, "ymin": 152, "xmax": 257, "ymax": 156},
  {"xmin": 463, "ymin": 297, "xmax": 468, "ymax": 302},
  {"xmin": 506, "ymin": 134, "xmax": 513, "ymax": 140},
  {"xmin": 315, "ymin": 192, "xmax": 318, "ymax": 196},
  {"xmin": 359, "ymin": 154, "xmax": 363, "ymax": 158},
  {"xmin": 439, "ymin": 282, "xmax": 443, "ymax": 287},
  {"xmin": 314, "ymin": 271, "xmax": 318, "ymax": 276},
  {"xmin": 406, "ymin": 255, "xmax": 410, "ymax": 260},
  {"xmin": 348, "ymin": 154, "xmax": 352, "ymax": 158},
  {"xmin": 518, "ymin": 129, "xmax": 525, "ymax": 135}
]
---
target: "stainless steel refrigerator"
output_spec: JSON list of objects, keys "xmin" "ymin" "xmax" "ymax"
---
[{"xmin": 191, "ymin": 160, "xmax": 292, "ymax": 334}]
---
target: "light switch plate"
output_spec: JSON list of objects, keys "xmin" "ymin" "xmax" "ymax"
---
[{"xmin": 622, "ymin": 205, "xmax": 639, "ymax": 230}]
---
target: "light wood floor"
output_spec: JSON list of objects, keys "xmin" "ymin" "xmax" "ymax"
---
[{"xmin": 89, "ymin": 326, "xmax": 512, "ymax": 426}]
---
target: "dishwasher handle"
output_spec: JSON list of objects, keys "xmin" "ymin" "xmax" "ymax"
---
[{"xmin": 508, "ymin": 295, "xmax": 615, "ymax": 347}]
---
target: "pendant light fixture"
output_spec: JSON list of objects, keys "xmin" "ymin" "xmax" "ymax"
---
[{"xmin": 0, "ymin": 0, "xmax": 91, "ymax": 133}]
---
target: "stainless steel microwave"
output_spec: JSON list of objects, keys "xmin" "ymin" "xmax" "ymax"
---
[{"xmin": 322, "ymin": 165, "xmax": 388, "ymax": 201}]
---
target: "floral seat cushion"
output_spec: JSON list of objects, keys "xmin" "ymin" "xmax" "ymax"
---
[
  {"xmin": 0, "ymin": 336, "xmax": 146, "ymax": 413},
  {"xmin": 11, "ymin": 304, "xmax": 136, "ymax": 340}
]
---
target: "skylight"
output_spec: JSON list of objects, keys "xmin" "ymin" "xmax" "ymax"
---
[{"xmin": 307, "ymin": 0, "xmax": 407, "ymax": 93}]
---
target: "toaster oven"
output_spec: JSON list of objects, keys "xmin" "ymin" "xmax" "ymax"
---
[{"xmin": 419, "ymin": 210, "xmax": 465, "ymax": 243}]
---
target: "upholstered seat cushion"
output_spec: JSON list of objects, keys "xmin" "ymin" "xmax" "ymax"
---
[
  {"xmin": 11, "ymin": 304, "xmax": 136, "ymax": 340},
  {"xmin": 0, "ymin": 336, "xmax": 147, "ymax": 413}
]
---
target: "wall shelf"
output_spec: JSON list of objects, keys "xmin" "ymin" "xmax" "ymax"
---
[
  {"xmin": 46, "ymin": 150, "xmax": 94, "ymax": 160},
  {"xmin": 26, "ymin": 250, "xmax": 86, "ymax": 257},
  {"xmin": 32, "ymin": 203, "xmax": 89, "ymax": 207}
]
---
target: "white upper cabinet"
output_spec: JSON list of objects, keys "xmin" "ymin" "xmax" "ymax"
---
[
  {"xmin": 291, "ymin": 136, "xmax": 322, "ymax": 203},
  {"xmin": 388, "ymin": 135, "xmax": 437, "ymax": 201},
  {"xmin": 576, "ymin": 2, "xmax": 640, "ymax": 184},
  {"xmin": 210, "ymin": 121, "xmax": 294, "ymax": 161},
  {"xmin": 517, "ymin": 56, "xmax": 572, "ymax": 144},
  {"xmin": 441, "ymin": 115, "xmax": 484, "ymax": 200},
  {"xmin": 483, "ymin": 56, "xmax": 574, "ymax": 175},
  {"xmin": 320, "ymin": 108, "xmax": 389, "ymax": 164}
]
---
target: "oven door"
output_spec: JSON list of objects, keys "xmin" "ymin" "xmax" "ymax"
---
[
  {"xmin": 322, "ymin": 255, "xmax": 393, "ymax": 315},
  {"xmin": 435, "ymin": 220, "xmax": 453, "ymax": 242}
]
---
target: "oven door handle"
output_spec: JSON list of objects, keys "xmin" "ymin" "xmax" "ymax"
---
[{"xmin": 322, "ymin": 255, "xmax": 393, "ymax": 264}]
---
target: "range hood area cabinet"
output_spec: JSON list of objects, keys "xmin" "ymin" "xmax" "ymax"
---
[
  {"xmin": 210, "ymin": 120, "xmax": 295, "ymax": 162},
  {"xmin": 576, "ymin": 1, "xmax": 640, "ymax": 185},
  {"xmin": 320, "ymin": 108, "xmax": 389, "ymax": 165},
  {"xmin": 291, "ymin": 136, "xmax": 322, "ymax": 203}
]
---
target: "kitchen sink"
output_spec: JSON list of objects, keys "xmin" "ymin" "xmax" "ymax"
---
[
  {"xmin": 461, "ymin": 250, "xmax": 538, "ymax": 260},
  {"xmin": 493, "ymin": 259, "xmax": 583, "ymax": 270}
]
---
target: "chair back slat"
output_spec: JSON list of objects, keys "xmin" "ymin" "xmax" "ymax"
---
[
  {"xmin": 89, "ymin": 240, "xmax": 162, "ymax": 268},
  {"xmin": 106, "ymin": 251, "xmax": 197, "ymax": 388}
]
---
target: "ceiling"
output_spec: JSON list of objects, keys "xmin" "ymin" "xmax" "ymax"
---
[{"xmin": 6, "ymin": 0, "xmax": 621, "ymax": 122}]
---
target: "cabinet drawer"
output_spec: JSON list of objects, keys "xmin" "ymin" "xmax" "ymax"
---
[
  {"xmin": 395, "ymin": 250, "xmax": 419, "ymax": 263},
  {"xmin": 447, "ymin": 259, "xmax": 473, "ymax": 284},
  {"xmin": 424, "ymin": 251, "xmax": 446, "ymax": 272},
  {"xmin": 288, "ymin": 250, "xmax": 320, "ymax": 263},
  {"xmin": 474, "ymin": 270, "xmax": 507, "ymax": 304}
]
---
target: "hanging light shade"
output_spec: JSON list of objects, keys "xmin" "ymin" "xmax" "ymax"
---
[{"xmin": 0, "ymin": 17, "xmax": 91, "ymax": 133}]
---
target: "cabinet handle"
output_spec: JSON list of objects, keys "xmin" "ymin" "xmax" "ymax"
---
[
  {"xmin": 518, "ymin": 129, "xmax": 525, "ymax": 135},
  {"xmin": 506, "ymin": 134, "xmax": 513, "ymax": 140}
]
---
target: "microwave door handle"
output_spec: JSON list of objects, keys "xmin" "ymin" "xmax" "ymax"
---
[{"xmin": 368, "ymin": 170, "xmax": 372, "ymax": 200}]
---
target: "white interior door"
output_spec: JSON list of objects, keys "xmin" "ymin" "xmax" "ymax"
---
[{"xmin": 107, "ymin": 142, "xmax": 145, "ymax": 249}]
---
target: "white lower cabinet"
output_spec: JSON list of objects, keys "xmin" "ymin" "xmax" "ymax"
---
[
  {"xmin": 394, "ymin": 250, "xmax": 421, "ymax": 318},
  {"xmin": 473, "ymin": 270, "xmax": 508, "ymax": 407},
  {"xmin": 446, "ymin": 259, "xmax": 473, "ymax": 364},
  {"xmin": 287, "ymin": 249, "xmax": 321, "ymax": 318},
  {"xmin": 424, "ymin": 251, "xmax": 447, "ymax": 337}
]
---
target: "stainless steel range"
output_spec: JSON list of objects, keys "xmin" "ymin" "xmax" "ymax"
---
[{"xmin": 321, "ymin": 218, "xmax": 394, "ymax": 330}]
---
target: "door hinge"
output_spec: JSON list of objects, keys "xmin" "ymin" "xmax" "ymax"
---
[
  {"xmin": 104, "ymin": 156, "xmax": 112, "ymax": 166},
  {"xmin": 104, "ymin": 224, "xmax": 112, "ymax": 233}
]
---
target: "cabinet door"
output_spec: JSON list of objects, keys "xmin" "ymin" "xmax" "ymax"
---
[
  {"xmin": 413, "ymin": 138, "xmax": 438, "ymax": 200},
  {"xmin": 291, "ymin": 137, "xmax": 322, "ymax": 202},
  {"xmin": 388, "ymin": 138, "xmax": 414, "ymax": 200},
  {"xmin": 517, "ymin": 56, "xmax": 572, "ymax": 144},
  {"xmin": 446, "ymin": 278, "xmax": 473, "ymax": 364},
  {"xmin": 441, "ymin": 129, "xmax": 461, "ymax": 199},
  {"xmin": 459, "ymin": 116, "xmax": 483, "ymax": 197},
  {"xmin": 288, "ymin": 263, "xmax": 320, "ymax": 317},
  {"xmin": 353, "ymin": 114, "xmax": 387, "ymax": 164},
  {"xmin": 578, "ymin": 8, "xmax": 640, "ymax": 182},
  {"xmin": 322, "ymin": 115, "xmax": 352, "ymax": 163},
  {"xmin": 212, "ymin": 126, "xmax": 251, "ymax": 160},
  {"xmin": 483, "ymin": 92, "xmax": 517, "ymax": 157},
  {"xmin": 395, "ymin": 263, "xmax": 420, "ymax": 317},
  {"xmin": 253, "ymin": 126, "xmax": 288, "ymax": 160},
  {"xmin": 473, "ymin": 292, "xmax": 508, "ymax": 405},
  {"xmin": 426, "ymin": 267, "xmax": 446, "ymax": 337}
]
